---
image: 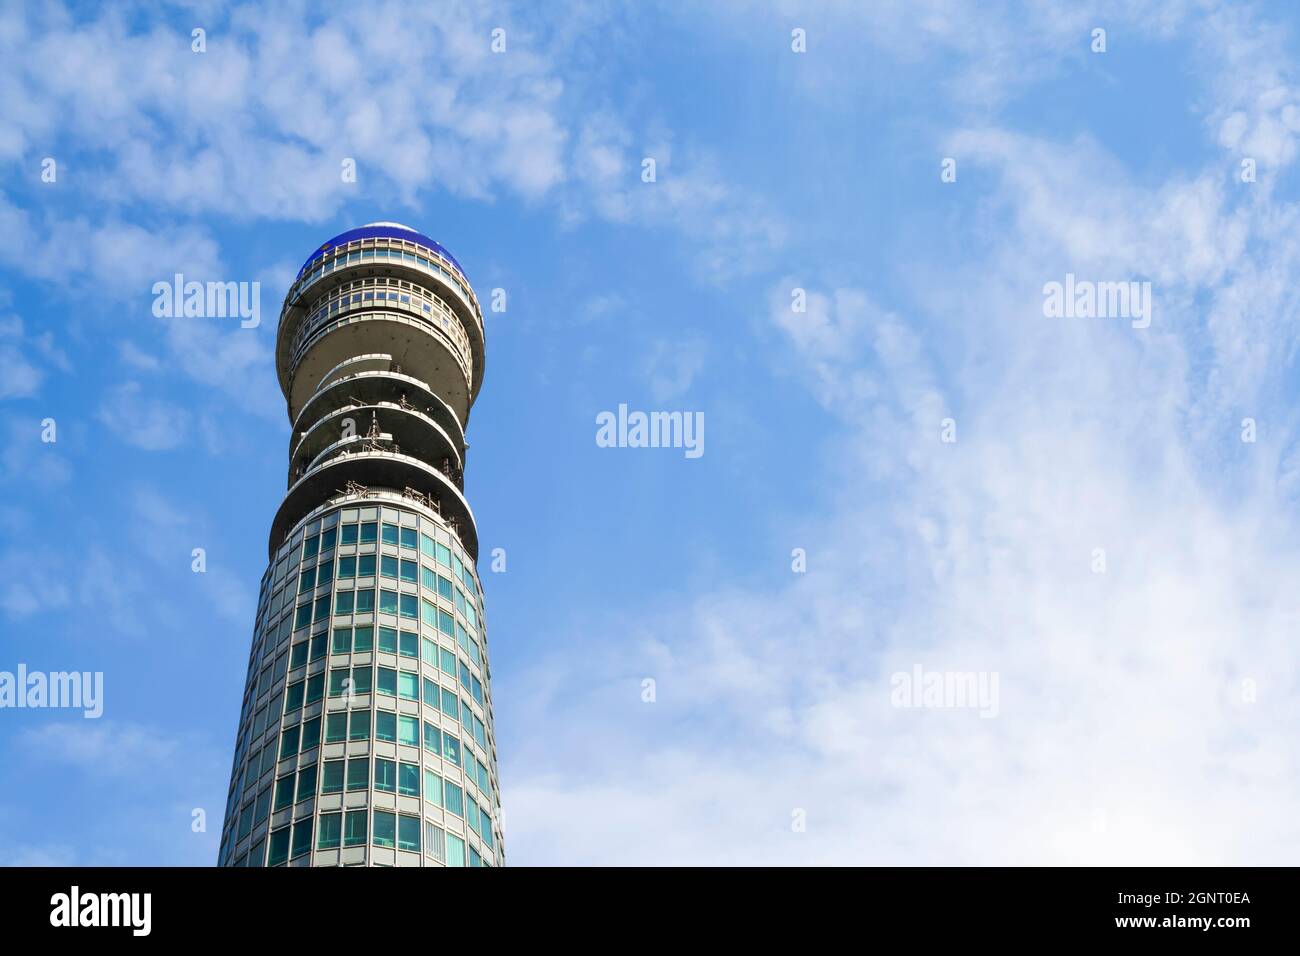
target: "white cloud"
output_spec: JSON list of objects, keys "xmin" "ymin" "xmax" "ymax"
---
[{"xmin": 97, "ymin": 381, "xmax": 190, "ymax": 450}]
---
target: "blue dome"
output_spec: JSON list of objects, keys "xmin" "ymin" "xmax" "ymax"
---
[{"xmin": 297, "ymin": 222, "xmax": 468, "ymax": 282}]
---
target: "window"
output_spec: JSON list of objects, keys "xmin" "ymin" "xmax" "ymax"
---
[
  {"xmin": 346, "ymin": 758, "xmax": 368, "ymax": 791},
  {"xmin": 306, "ymin": 674, "xmax": 324, "ymax": 705},
  {"xmin": 381, "ymin": 523, "xmax": 399, "ymax": 546},
  {"xmin": 400, "ymin": 559, "xmax": 418, "ymax": 583},
  {"xmin": 423, "ymin": 770, "xmax": 442, "ymax": 808},
  {"xmin": 313, "ymin": 596, "xmax": 330, "ymax": 621},
  {"xmin": 341, "ymin": 524, "xmax": 358, "ymax": 546},
  {"xmin": 421, "ymin": 566, "xmax": 437, "ymax": 590},
  {"xmin": 445, "ymin": 832, "xmax": 465, "ymax": 867},
  {"xmin": 321, "ymin": 527, "xmax": 337, "ymax": 552},
  {"xmin": 317, "ymin": 560, "xmax": 333, "ymax": 585},
  {"xmin": 421, "ymin": 598, "xmax": 436, "ymax": 627},
  {"xmin": 397, "ymin": 671, "xmax": 418, "ymax": 701},
  {"xmin": 291, "ymin": 818, "xmax": 313, "ymax": 858},
  {"xmin": 445, "ymin": 781, "xmax": 463, "ymax": 817},
  {"xmin": 441, "ymin": 687, "xmax": 458, "ymax": 719},
  {"xmin": 375, "ymin": 710, "xmax": 396, "ymax": 742},
  {"xmin": 380, "ymin": 555, "xmax": 398, "ymax": 579},
  {"xmin": 355, "ymin": 589, "xmax": 375, "ymax": 613},
  {"xmin": 422, "ymin": 638, "xmax": 437, "ymax": 665},
  {"xmin": 379, "ymin": 590, "xmax": 398, "ymax": 615},
  {"xmin": 317, "ymin": 812, "xmax": 342, "ymax": 850},
  {"xmin": 290, "ymin": 643, "xmax": 308, "ymax": 668},
  {"xmin": 398, "ymin": 762, "xmax": 420, "ymax": 797},
  {"xmin": 298, "ymin": 568, "xmax": 316, "ymax": 594},
  {"xmin": 436, "ymin": 543, "xmax": 451, "ymax": 567},
  {"xmin": 398, "ymin": 714, "xmax": 418, "ymax": 746},
  {"xmin": 400, "ymin": 527, "xmax": 417, "ymax": 549},
  {"xmin": 334, "ymin": 591, "xmax": 354, "ymax": 614},
  {"xmin": 377, "ymin": 667, "xmax": 397, "ymax": 697},
  {"xmin": 373, "ymin": 810, "xmax": 396, "ymax": 848},
  {"xmin": 353, "ymin": 626, "xmax": 374, "ymax": 652},
  {"xmin": 303, "ymin": 534, "xmax": 319, "ymax": 559},
  {"xmin": 440, "ymin": 647, "xmax": 457, "ymax": 674},
  {"xmin": 284, "ymin": 681, "xmax": 304, "ymax": 713},
  {"xmin": 296, "ymin": 763, "xmax": 317, "ymax": 801},
  {"xmin": 480, "ymin": 808, "xmax": 494, "ymax": 849},
  {"xmin": 423, "ymin": 722, "xmax": 440, "ymax": 756},
  {"xmin": 438, "ymin": 609, "xmax": 454, "ymax": 636},
  {"xmin": 349, "ymin": 710, "xmax": 371, "ymax": 741},
  {"xmin": 274, "ymin": 774, "xmax": 295, "ymax": 811},
  {"xmin": 310, "ymin": 632, "xmax": 328, "ymax": 661},
  {"xmin": 399, "ymin": 593, "xmax": 417, "ymax": 619},
  {"xmin": 358, "ymin": 553, "xmax": 376, "ymax": 577},
  {"xmin": 378, "ymin": 626, "xmax": 398, "ymax": 654},
  {"xmin": 295, "ymin": 604, "xmax": 311, "ymax": 629},
  {"xmin": 338, "ymin": 556, "xmax": 356, "ymax": 579},
  {"xmin": 443, "ymin": 734, "xmax": 460, "ymax": 766},
  {"xmin": 359, "ymin": 522, "xmax": 377, "ymax": 544},
  {"xmin": 343, "ymin": 810, "xmax": 367, "ymax": 847},
  {"xmin": 331, "ymin": 628, "xmax": 352, "ymax": 654},
  {"xmin": 328, "ymin": 669, "xmax": 349, "ymax": 697},
  {"xmin": 351, "ymin": 666, "xmax": 372, "ymax": 695},
  {"xmin": 423, "ymin": 678, "xmax": 438, "ymax": 707},
  {"xmin": 374, "ymin": 758, "xmax": 396, "ymax": 793},
  {"xmin": 300, "ymin": 716, "xmax": 321, "ymax": 751},
  {"xmin": 279, "ymin": 725, "xmax": 299, "ymax": 758},
  {"xmin": 421, "ymin": 534, "xmax": 436, "ymax": 559},
  {"xmin": 399, "ymin": 630, "xmax": 417, "ymax": 658},
  {"xmin": 268, "ymin": 827, "xmax": 291, "ymax": 866},
  {"xmin": 398, "ymin": 815, "xmax": 421, "ymax": 852},
  {"xmin": 321, "ymin": 760, "xmax": 344, "ymax": 794},
  {"xmin": 325, "ymin": 713, "xmax": 347, "ymax": 743}
]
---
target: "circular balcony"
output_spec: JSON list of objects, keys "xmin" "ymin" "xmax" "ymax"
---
[
  {"xmin": 292, "ymin": 364, "xmax": 465, "ymax": 453},
  {"xmin": 269, "ymin": 449, "xmax": 478, "ymax": 561},
  {"xmin": 289, "ymin": 403, "xmax": 463, "ymax": 488},
  {"xmin": 285, "ymin": 312, "xmax": 472, "ymax": 426}
]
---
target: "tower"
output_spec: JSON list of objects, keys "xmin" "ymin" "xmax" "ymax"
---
[{"xmin": 218, "ymin": 223, "xmax": 501, "ymax": 866}]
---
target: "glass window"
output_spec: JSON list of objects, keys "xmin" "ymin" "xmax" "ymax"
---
[
  {"xmin": 268, "ymin": 827, "xmax": 291, "ymax": 866},
  {"xmin": 437, "ymin": 575, "xmax": 453, "ymax": 599},
  {"xmin": 254, "ymin": 788, "xmax": 272, "ymax": 825},
  {"xmin": 445, "ymin": 781, "xmax": 463, "ymax": 817},
  {"xmin": 378, "ymin": 626, "xmax": 398, "ymax": 654},
  {"xmin": 358, "ymin": 553, "xmax": 376, "ymax": 577},
  {"xmin": 445, "ymin": 832, "xmax": 465, "ymax": 867},
  {"xmin": 423, "ymin": 722, "xmax": 440, "ymax": 756},
  {"xmin": 380, "ymin": 555, "xmax": 398, "ymax": 579},
  {"xmin": 374, "ymin": 757, "xmax": 396, "ymax": 793},
  {"xmin": 295, "ymin": 604, "xmax": 311, "ymax": 629},
  {"xmin": 353, "ymin": 626, "xmax": 373, "ymax": 652},
  {"xmin": 346, "ymin": 757, "xmax": 369, "ymax": 791},
  {"xmin": 349, "ymin": 709, "xmax": 371, "ymax": 741},
  {"xmin": 375, "ymin": 710, "xmax": 397, "ymax": 742},
  {"xmin": 399, "ymin": 593, "xmax": 417, "ymax": 619},
  {"xmin": 443, "ymin": 734, "xmax": 460, "ymax": 766},
  {"xmin": 421, "ymin": 566, "xmax": 437, "ymax": 590},
  {"xmin": 438, "ymin": 609, "xmax": 454, "ymax": 636},
  {"xmin": 424, "ymin": 770, "xmax": 442, "ymax": 807},
  {"xmin": 325, "ymin": 713, "xmax": 347, "ymax": 743},
  {"xmin": 436, "ymin": 543, "xmax": 451, "ymax": 567},
  {"xmin": 298, "ymin": 568, "xmax": 316, "ymax": 594},
  {"xmin": 313, "ymin": 596, "xmax": 330, "ymax": 622},
  {"xmin": 320, "ymin": 527, "xmax": 337, "ymax": 552},
  {"xmin": 274, "ymin": 773, "xmax": 295, "ymax": 811},
  {"xmin": 426, "ymin": 822, "xmax": 445, "ymax": 862},
  {"xmin": 290, "ymin": 642, "xmax": 308, "ymax": 668},
  {"xmin": 284, "ymin": 681, "xmax": 304, "ymax": 713},
  {"xmin": 441, "ymin": 688, "xmax": 458, "ymax": 719},
  {"xmin": 300, "ymin": 716, "xmax": 321, "ymax": 751},
  {"xmin": 291, "ymin": 818, "xmax": 313, "ymax": 858},
  {"xmin": 341, "ymin": 523, "xmax": 358, "ymax": 546},
  {"xmin": 279, "ymin": 725, "xmax": 299, "ymax": 758},
  {"xmin": 343, "ymin": 810, "xmax": 367, "ymax": 847},
  {"xmin": 397, "ymin": 671, "xmax": 418, "ymax": 701},
  {"xmin": 379, "ymin": 590, "xmax": 398, "ymax": 615},
  {"xmin": 328, "ymin": 669, "xmax": 349, "ymax": 697},
  {"xmin": 398, "ymin": 762, "xmax": 420, "ymax": 797},
  {"xmin": 351, "ymin": 666, "xmax": 372, "ymax": 695},
  {"xmin": 400, "ymin": 527, "xmax": 418, "ymax": 550},
  {"xmin": 303, "ymin": 534, "xmax": 320, "ymax": 559},
  {"xmin": 421, "ymin": 534, "xmax": 435, "ymax": 558},
  {"xmin": 355, "ymin": 589, "xmax": 374, "ymax": 614},
  {"xmin": 422, "ymin": 638, "xmax": 437, "ymax": 665},
  {"xmin": 334, "ymin": 591, "xmax": 354, "ymax": 614},
  {"xmin": 317, "ymin": 560, "xmax": 333, "ymax": 585},
  {"xmin": 398, "ymin": 814, "xmax": 420, "ymax": 852},
  {"xmin": 421, "ymin": 598, "xmax": 436, "ymax": 627},
  {"xmin": 331, "ymin": 628, "xmax": 352, "ymax": 654},
  {"xmin": 310, "ymin": 632, "xmax": 328, "ymax": 661},
  {"xmin": 296, "ymin": 763, "xmax": 317, "ymax": 801},
  {"xmin": 399, "ymin": 630, "xmax": 417, "ymax": 658},
  {"xmin": 373, "ymin": 810, "xmax": 396, "ymax": 848},
  {"xmin": 440, "ymin": 647, "xmax": 457, "ymax": 674},
  {"xmin": 306, "ymin": 674, "xmax": 324, "ymax": 704},
  {"xmin": 321, "ymin": 760, "xmax": 344, "ymax": 794},
  {"xmin": 423, "ymin": 678, "xmax": 438, "ymax": 707},
  {"xmin": 317, "ymin": 812, "xmax": 342, "ymax": 850},
  {"xmin": 400, "ymin": 559, "xmax": 418, "ymax": 583},
  {"xmin": 398, "ymin": 714, "xmax": 418, "ymax": 746},
  {"xmin": 381, "ymin": 524, "xmax": 399, "ymax": 546},
  {"xmin": 359, "ymin": 522, "xmax": 377, "ymax": 544},
  {"xmin": 377, "ymin": 667, "xmax": 397, "ymax": 697},
  {"xmin": 338, "ymin": 556, "xmax": 356, "ymax": 579}
]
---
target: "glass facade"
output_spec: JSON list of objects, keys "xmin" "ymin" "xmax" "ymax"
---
[{"xmin": 219, "ymin": 224, "xmax": 500, "ymax": 867}]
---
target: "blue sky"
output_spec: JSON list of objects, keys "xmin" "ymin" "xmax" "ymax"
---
[{"xmin": 4, "ymin": 0, "xmax": 1300, "ymax": 865}]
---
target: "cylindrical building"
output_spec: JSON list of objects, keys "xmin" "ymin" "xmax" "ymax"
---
[{"xmin": 218, "ymin": 222, "xmax": 502, "ymax": 867}]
